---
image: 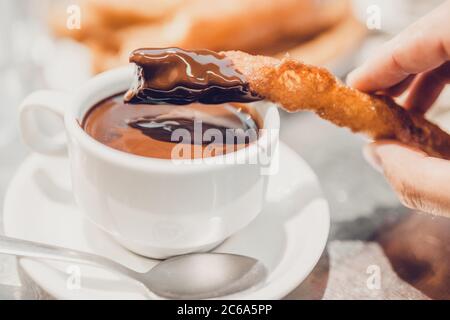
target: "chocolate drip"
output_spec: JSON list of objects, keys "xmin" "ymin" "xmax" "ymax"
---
[{"xmin": 125, "ymin": 48, "xmax": 262, "ymax": 105}]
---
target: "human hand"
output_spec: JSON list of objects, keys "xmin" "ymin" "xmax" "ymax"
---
[
  {"xmin": 363, "ymin": 141, "xmax": 450, "ymax": 217},
  {"xmin": 347, "ymin": 1, "xmax": 450, "ymax": 217}
]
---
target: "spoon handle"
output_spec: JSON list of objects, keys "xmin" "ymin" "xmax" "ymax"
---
[{"xmin": 0, "ymin": 235, "xmax": 142, "ymax": 281}]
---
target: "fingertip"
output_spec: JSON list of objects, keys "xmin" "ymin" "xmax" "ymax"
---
[
  {"xmin": 346, "ymin": 68, "xmax": 363, "ymax": 88},
  {"xmin": 369, "ymin": 141, "xmax": 427, "ymax": 165},
  {"xmin": 369, "ymin": 141, "xmax": 450, "ymax": 217},
  {"xmin": 363, "ymin": 143, "xmax": 383, "ymax": 173},
  {"xmin": 345, "ymin": 70, "xmax": 357, "ymax": 86},
  {"xmin": 363, "ymin": 141, "xmax": 411, "ymax": 173},
  {"xmin": 346, "ymin": 66, "xmax": 377, "ymax": 93}
]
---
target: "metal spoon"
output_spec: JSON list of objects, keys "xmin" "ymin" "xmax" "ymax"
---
[{"xmin": 0, "ymin": 235, "xmax": 267, "ymax": 299}]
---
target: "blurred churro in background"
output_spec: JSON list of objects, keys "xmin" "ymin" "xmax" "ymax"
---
[{"xmin": 48, "ymin": 0, "xmax": 365, "ymax": 73}]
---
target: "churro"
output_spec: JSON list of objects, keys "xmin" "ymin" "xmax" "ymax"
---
[
  {"xmin": 127, "ymin": 48, "xmax": 450, "ymax": 159},
  {"xmin": 224, "ymin": 51, "xmax": 450, "ymax": 159}
]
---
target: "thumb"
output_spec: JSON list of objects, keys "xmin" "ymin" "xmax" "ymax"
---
[{"xmin": 364, "ymin": 141, "xmax": 450, "ymax": 218}]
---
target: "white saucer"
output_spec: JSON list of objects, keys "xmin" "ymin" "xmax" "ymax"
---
[{"xmin": 3, "ymin": 142, "xmax": 329, "ymax": 299}]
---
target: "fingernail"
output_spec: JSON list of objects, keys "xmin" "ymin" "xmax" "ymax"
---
[
  {"xmin": 346, "ymin": 69, "xmax": 360, "ymax": 86},
  {"xmin": 363, "ymin": 144, "xmax": 383, "ymax": 173}
]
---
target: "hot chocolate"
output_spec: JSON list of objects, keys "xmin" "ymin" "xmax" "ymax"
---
[{"xmin": 82, "ymin": 93, "xmax": 261, "ymax": 159}]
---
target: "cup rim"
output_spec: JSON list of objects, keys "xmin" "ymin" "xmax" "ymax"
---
[{"xmin": 64, "ymin": 66, "xmax": 280, "ymax": 173}]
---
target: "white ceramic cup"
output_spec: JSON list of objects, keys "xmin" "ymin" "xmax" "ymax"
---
[{"xmin": 19, "ymin": 66, "xmax": 280, "ymax": 258}]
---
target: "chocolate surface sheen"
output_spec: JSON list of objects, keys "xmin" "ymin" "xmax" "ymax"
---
[
  {"xmin": 125, "ymin": 47, "xmax": 262, "ymax": 105},
  {"xmin": 83, "ymin": 93, "xmax": 261, "ymax": 159}
]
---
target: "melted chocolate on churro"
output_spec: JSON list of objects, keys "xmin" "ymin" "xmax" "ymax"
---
[{"xmin": 125, "ymin": 48, "xmax": 262, "ymax": 105}]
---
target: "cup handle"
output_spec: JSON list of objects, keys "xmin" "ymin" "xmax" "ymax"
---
[{"xmin": 19, "ymin": 90, "xmax": 68, "ymax": 156}]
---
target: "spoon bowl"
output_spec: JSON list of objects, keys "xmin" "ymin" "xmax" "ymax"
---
[{"xmin": 144, "ymin": 253, "xmax": 267, "ymax": 299}]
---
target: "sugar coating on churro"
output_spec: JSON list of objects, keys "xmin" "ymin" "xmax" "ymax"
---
[{"xmin": 224, "ymin": 50, "xmax": 450, "ymax": 159}]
